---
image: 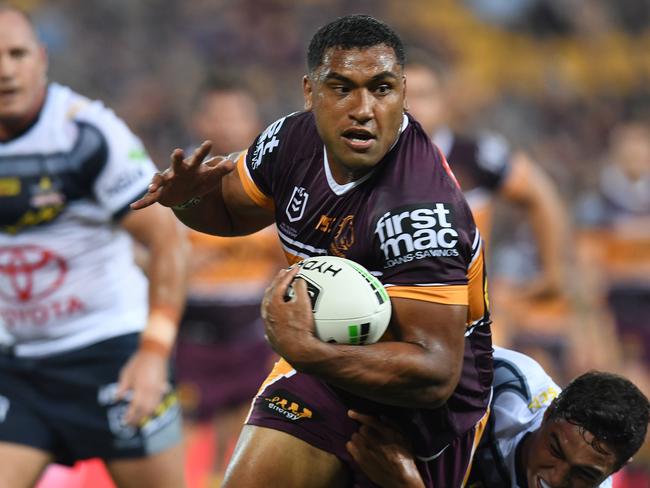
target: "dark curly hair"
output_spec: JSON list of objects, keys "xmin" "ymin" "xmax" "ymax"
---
[
  {"xmin": 307, "ymin": 14, "xmax": 405, "ymax": 74},
  {"xmin": 548, "ymin": 371, "xmax": 650, "ymax": 471}
]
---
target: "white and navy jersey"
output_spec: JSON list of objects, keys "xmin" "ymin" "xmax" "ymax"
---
[
  {"xmin": 469, "ymin": 347, "xmax": 612, "ymax": 488},
  {"xmin": 0, "ymin": 83, "xmax": 156, "ymax": 357}
]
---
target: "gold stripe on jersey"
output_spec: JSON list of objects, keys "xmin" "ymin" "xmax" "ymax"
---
[
  {"xmin": 283, "ymin": 251, "xmax": 302, "ymax": 265},
  {"xmin": 246, "ymin": 358, "xmax": 296, "ymax": 423},
  {"xmin": 467, "ymin": 248, "xmax": 489, "ymax": 325},
  {"xmin": 237, "ymin": 151, "xmax": 274, "ymax": 210},
  {"xmin": 461, "ymin": 405, "xmax": 491, "ymax": 487},
  {"xmin": 386, "ymin": 284, "xmax": 468, "ymax": 306}
]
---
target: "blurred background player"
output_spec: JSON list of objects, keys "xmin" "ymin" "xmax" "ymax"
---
[
  {"xmin": 174, "ymin": 74, "xmax": 283, "ymax": 488},
  {"xmin": 404, "ymin": 48, "xmax": 571, "ymax": 375},
  {"xmin": 0, "ymin": 5, "xmax": 188, "ymax": 488},
  {"xmin": 347, "ymin": 347, "xmax": 650, "ymax": 488}
]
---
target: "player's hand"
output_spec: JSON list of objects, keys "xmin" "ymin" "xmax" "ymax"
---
[
  {"xmin": 130, "ymin": 141, "xmax": 236, "ymax": 210},
  {"xmin": 116, "ymin": 349, "xmax": 170, "ymax": 426},
  {"xmin": 346, "ymin": 410, "xmax": 425, "ymax": 488},
  {"xmin": 261, "ymin": 267, "xmax": 318, "ymax": 361}
]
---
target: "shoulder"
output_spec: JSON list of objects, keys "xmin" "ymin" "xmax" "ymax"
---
[
  {"xmin": 474, "ymin": 130, "xmax": 511, "ymax": 173},
  {"xmin": 492, "ymin": 346, "xmax": 560, "ymax": 411},
  {"xmin": 249, "ymin": 111, "xmax": 316, "ymax": 169}
]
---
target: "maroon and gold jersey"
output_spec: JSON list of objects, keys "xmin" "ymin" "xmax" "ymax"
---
[
  {"xmin": 239, "ymin": 111, "xmax": 492, "ymax": 486},
  {"xmin": 238, "ymin": 111, "xmax": 489, "ymax": 331}
]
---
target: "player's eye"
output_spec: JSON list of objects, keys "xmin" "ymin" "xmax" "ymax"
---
[
  {"xmin": 549, "ymin": 442, "xmax": 564, "ymax": 460},
  {"xmin": 374, "ymin": 84, "xmax": 392, "ymax": 95},
  {"xmin": 9, "ymin": 48, "xmax": 28, "ymax": 59},
  {"xmin": 332, "ymin": 85, "xmax": 350, "ymax": 95}
]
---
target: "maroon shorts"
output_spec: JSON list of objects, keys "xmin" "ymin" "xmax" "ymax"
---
[
  {"xmin": 175, "ymin": 302, "xmax": 275, "ymax": 420},
  {"xmin": 246, "ymin": 353, "xmax": 491, "ymax": 488}
]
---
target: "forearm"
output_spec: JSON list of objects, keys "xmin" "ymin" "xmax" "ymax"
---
[
  {"xmin": 139, "ymin": 226, "xmax": 190, "ymax": 356},
  {"xmin": 171, "ymin": 174, "xmax": 274, "ymax": 237},
  {"xmin": 172, "ymin": 188, "xmax": 238, "ymax": 236},
  {"xmin": 529, "ymin": 193, "xmax": 567, "ymax": 283},
  {"xmin": 291, "ymin": 339, "xmax": 459, "ymax": 408}
]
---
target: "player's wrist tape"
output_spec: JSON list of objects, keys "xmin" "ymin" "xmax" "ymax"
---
[
  {"xmin": 139, "ymin": 305, "xmax": 180, "ymax": 357},
  {"xmin": 172, "ymin": 197, "xmax": 202, "ymax": 210}
]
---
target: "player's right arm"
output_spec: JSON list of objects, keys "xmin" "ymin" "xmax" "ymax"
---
[{"xmin": 131, "ymin": 141, "xmax": 275, "ymax": 236}]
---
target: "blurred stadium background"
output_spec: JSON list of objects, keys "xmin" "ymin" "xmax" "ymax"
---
[{"xmin": 13, "ymin": 0, "xmax": 650, "ymax": 486}]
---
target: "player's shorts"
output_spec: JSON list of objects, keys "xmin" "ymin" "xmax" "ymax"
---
[
  {"xmin": 246, "ymin": 334, "xmax": 492, "ymax": 488},
  {"xmin": 0, "ymin": 333, "xmax": 182, "ymax": 466},
  {"xmin": 175, "ymin": 301, "xmax": 275, "ymax": 420}
]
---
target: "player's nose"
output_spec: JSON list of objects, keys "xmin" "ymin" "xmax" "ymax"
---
[{"xmin": 349, "ymin": 88, "xmax": 374, "ymax": 124}]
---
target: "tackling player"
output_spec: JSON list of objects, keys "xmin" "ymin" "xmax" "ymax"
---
[
  {"xmin": 346, "ymin": 347, "xmax": 649, "ymax": 488},
  {"xmin": 133, "ymin": 14, "xmax": 492, "ymax": 488}
]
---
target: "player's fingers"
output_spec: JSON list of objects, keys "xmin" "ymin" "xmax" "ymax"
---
[
  {"xmin": 185, "ymin": 141, "xmax": 213, "ymax": 169},
  {"xmin": 170, "ymin": 148, "xmax": 187, "ymax": 174},
  {"xmin": 271, "ymin": 267, "xmax": 301, "ymax": 302},
  {"xmin": 266, "ymin": 267, "xmax": 297, "ymax": 301},
  {"xmin": 148, "ymin": 172, "xmax": 166, "ymax": 191},
  {"xmin": 346, "ymin": 439, "xmax": 361, "ymax": 463},
  {"xmin": 115, "ymin": 372, "xmax": 131, "ymax": 401},
  {"xmin": 130, "ymin": 186, "xmax": 162, "ymax": 210},
  {"xmin": 348, "ymin": 410, "xmax": 385, "ymax": 431}
]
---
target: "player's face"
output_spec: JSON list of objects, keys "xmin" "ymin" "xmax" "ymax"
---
[
  {"xmin": 0, "ymin": 10, "xmax": 47, "ymax": 128},
  {"xmin": 192, "ymin": 90, "xmax": 261, "ymax": 155},
  {"xmin": 524, "ymin": 417, "xmax": 617, "ymax": 488},
  {"xmin": 404, "ymin": 65, "xmax": 445, "ymax": 136},
  {"xmin": 303, "ymin": 45, "xmax": 406, "ymax": 183}
]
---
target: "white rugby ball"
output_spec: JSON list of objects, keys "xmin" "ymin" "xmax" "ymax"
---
[{"xmin": 289, "ymin": 256, "xmax": 391, "ymax": 345}]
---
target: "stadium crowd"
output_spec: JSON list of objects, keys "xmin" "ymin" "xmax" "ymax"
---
[{"xmin": 1, "ymin": 0, "xmax": 648, "ymax": 487}]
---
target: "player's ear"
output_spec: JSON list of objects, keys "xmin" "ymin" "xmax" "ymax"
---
[
  {"xmin": 402, "ymin": 75, "xmax": 408, "ymax": 112},
  {"xmin": 303, "ymin": 75, "xmax": 313, "ymax": 111}
]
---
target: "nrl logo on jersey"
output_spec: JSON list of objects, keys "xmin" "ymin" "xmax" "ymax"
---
[
  {"xmin": 375, "ymin": 203, "xmax": 460, "ymax": 268},
  {"xmin": 286, "ymin": 186, "xmax": 309, "ymax": 222}
]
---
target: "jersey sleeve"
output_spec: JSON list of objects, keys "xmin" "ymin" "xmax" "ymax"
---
[
  {"xmin": 491, "ymin": 347, "xmax": 561, "ymax": 440},
  {"xmin": 237, "ymin": 112, "xmax": 298, "ymax": 209},
  {"xmin": 77, "ymin": 101, "xmax": 157, "ymax": 218},
  {"xmin": 474, "ymin": 131, "xmax": 511, "ymax": 191}
]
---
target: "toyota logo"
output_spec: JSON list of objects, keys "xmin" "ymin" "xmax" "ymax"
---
[{"xmin": 0, "ymin": 246, "xmax": 67, "ymax": 303}]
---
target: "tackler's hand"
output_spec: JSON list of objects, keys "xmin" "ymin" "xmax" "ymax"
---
[
  {"xmin": 130, "ymin": 141, "xmax": 236, "ymax": 210},
  {"xmin": 346, "ymin": 410, "xmax": 425, "ymax": 488}
]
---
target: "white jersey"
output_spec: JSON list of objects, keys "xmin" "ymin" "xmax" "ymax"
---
[
  {"xmin": 471, "ymin": 347, "xmax": 612, "ymax": 488},
  {"xmin": 0, "ymin": 83, "xmax": 156, "ymax": 357}
]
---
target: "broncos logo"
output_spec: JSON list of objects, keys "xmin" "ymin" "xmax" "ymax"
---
[{"xmin": 329, "ymin": 215, "xmax": 355, "ymax": 257}]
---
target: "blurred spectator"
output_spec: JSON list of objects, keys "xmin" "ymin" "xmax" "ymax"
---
[
  {"xmin": 404, "ymin": 50, "xmax": 569, "ymax": 355},
  {"xmin": 174, "ymin": 73, "xmax": 284, "ymax": 488}
]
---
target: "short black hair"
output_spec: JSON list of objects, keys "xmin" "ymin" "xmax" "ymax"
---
[
  {"xmin": 191, "ymin": 71, "xmax": 255, "ymax": 111},
  {"xmin": 307, "ymin": 14, "xmax": 405, "ymax": 74},
  {"xmin": 548, "ymin": 371, "xmax": 650, "ymax": 472}
]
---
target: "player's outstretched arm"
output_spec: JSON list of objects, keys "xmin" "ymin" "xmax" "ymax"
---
[
  {"xmin": 346, "ymin": 411, "xmax": 425, "ymax": 488},
  {"xmin": 131, "ymin": 141, "xmax": 274, "ymax": 236},
  {"xmin": 500, "ymin": 152, "xmax": 568, "ymax": 299},
  {"xmin": 262, "ymin": 268, "xmax": 467, "ymax": 409}
]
